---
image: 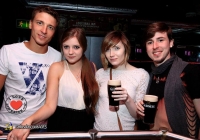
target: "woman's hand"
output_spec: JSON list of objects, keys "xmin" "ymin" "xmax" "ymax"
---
[
  {"xmin": 112, "ymin": 87, "xmax": 140, "ymax": 118},
  {"xmin": 7, "ymin": 119, "xmax": 32, "ymax": 140},
  {"xmin": 7, "ymin": 128, "xmax": 30, "ymax": 140},
  {"xmin": 112, "ymin": 87, "xmax": 129, "ymax": 104}
]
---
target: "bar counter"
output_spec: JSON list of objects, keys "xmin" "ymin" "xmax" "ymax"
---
[{"xmin": 0, "ymin": 129, "xmax": 196, "ymax": 140}]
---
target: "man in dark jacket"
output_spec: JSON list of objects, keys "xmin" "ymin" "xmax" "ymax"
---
[{"xmin": 136, "ymin": 22, "xmax": 200, "ymax": 139}]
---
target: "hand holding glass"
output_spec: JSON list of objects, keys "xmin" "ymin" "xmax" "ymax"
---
[
  {"xmin": 143, "ymin": 95, "xmax": 158, "ymax": 124},
  {"xmin": 107, "ymin": 80, "xmax": 121, "ymax": 107}
]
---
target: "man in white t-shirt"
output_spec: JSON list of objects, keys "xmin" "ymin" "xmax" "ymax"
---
[{"xmin": 0, "ymin": 5, "xmax": 61, "ymax": 134}]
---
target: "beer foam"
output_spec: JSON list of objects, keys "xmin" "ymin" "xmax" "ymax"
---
[
  {"xmin": 108, "ymin": 80, "xmax": 121, "ymax": 86},
  {"xmin": 144, "ymin": 95, "xmax": 158, "ymax": 102}
]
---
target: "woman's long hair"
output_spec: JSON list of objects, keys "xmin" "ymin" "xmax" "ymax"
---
[{"xmin": 60, "ymin": 27, "xmax": 99, "ymax": 115}]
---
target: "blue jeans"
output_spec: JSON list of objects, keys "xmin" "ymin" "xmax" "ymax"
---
[{"xmin": 0, "ymin": 126, "xmax": 11, "ymax": 134}]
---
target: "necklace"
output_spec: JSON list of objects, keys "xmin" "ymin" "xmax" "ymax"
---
[
  {"xmin": 156, "ymin": 76, "xmax": 160, "ymax": 84},
  {"xmin": 66, "ymin": 61, "xmax": 82, "ymax": 81},
  {"xmin": 75, "ymin": 69, "xmax": 81, "ymax": 80}
]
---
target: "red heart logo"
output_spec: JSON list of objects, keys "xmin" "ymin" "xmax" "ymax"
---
[{"xmin": 10, "ymin": 100, "xmax": 22, "ymax": 110}]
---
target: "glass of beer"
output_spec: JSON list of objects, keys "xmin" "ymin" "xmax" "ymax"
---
[
  {"xmin": 143, "ymin": 95, "xmax": 158, "ymax": 124},
  {"xmin": 107, "ymin": 80, "xmax": 121, "ymax": 107}
]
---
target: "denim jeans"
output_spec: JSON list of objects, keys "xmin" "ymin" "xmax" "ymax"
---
[{"xmin": 0, "ymin": 126, "xmax": 11, "ymax": 134}]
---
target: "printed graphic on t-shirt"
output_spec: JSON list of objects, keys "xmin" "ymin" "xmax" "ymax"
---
[
  {"xmin": 19, "ymin": 62, "xmax": 46, "ymax": 95},
  {"xmin": 5, "ymin": 95, "xmax": 27, "ymax": 114}
]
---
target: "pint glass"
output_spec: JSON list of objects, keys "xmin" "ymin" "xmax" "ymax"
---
[
  {"xmin": 107, "ymin": 80, "xmax": 121, "ymax": 106},
  {"xmin": 143, "ymin": 95, "xmax": 158, "ymax": 124}
]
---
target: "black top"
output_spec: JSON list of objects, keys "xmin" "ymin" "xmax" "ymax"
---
[
  {"xmin": 149, "ymin": 64, "xmax": 200, "ymax": 100},
  {"xmin": 181, "ymin": 64, "xmax": 200, "ymax": 99}
]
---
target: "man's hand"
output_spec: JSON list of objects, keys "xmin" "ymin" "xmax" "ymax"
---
[{"xmin": 136, "ymin": 100, "xmax": 145, "ymax": 117}]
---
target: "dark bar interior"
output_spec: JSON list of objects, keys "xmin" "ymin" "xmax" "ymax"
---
[
  {"xmin": 0, "ymin": 0, "xmax": 200, "ymax": 140},
  {"xmin": 1, "ymin": 0, "xmax": 200, "ymax": 71}
]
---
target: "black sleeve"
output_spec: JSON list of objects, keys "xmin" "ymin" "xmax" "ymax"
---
[{"xmin": 181, "ymin": 64, "xmax": 200, "ymax": 100}]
